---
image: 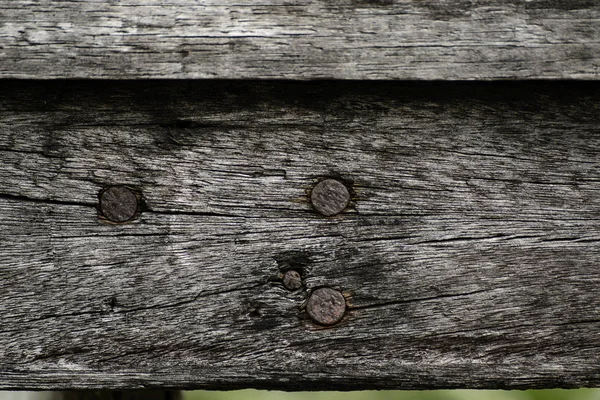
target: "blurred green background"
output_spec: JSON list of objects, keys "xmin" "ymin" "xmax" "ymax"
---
[{"xmin": 186, "ymin": 390, "xmax": 600, "ymax": 400}]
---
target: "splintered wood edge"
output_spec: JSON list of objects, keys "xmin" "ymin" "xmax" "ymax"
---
[{"xmin": 1, "ymin": 81, "xmax": 600, "ymax": 390}]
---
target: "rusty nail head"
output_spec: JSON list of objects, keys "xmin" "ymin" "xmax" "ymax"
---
[
  {"xmin": 310, "ymin": 179, "xmax": 350, "ymax": 217},
  {"xmin": 283, "ymin": 270, "xmax": 302, "ymax": 290},
  {"xmin": 306, "ymin": 287, "xmax": 346, "ymax": 326},
  {"xmin": 99, "ymin": 186, "xmax": 139, "ymax": 223}
]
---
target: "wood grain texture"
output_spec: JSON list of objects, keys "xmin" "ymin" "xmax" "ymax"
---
[
  {"xmin": 0, "ymin": 0, "xmax": 599, "ymax": 80},
  {"xmin": 1, "ymin": 81, "xmax": 600, "ymax": 390}
]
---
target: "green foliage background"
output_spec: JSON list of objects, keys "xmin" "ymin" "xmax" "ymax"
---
[{"xmin": 186, "ymin": 390, "xmax": 600, "ymax": 400}]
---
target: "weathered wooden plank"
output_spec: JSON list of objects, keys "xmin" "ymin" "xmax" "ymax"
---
[
  {"xmin": 0, "ymin": 0, "xmax": 599, "ymax": 80},
  {"xmin": 1, "ymin": 81, "xmax": 600, "ymax": 390}
]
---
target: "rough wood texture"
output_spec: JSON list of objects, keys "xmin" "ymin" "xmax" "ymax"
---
[
  {"xmin": 1, "ymin": 0, "xmax": 599, "ymax": 80},
  {"xmin": 2, "ymin": 81, "xmax": 600, "ymax": 390}
]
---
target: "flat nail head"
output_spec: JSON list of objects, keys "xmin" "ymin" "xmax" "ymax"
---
[
  {"xmin": 283, "ymin": 270, "xmax": 302, "ymax": 290},
  {"xmin": 100, "ymin": 186, "xmax": 138, "ymax": 223},
  {"xmin": 306, "ymin": 287, "xmax": 346, "ymax": 326},
  {"xmin": 310, "ymin": 179, "xmax": 350, "ymax": 216}
]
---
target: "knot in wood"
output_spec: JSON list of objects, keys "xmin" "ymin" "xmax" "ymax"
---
[
  {"xmin": 99, "ymin": 186, "xmax": 139, "ymax": 223},
  {"xmin": 310, "ymin": 179, "xmax": 350, "ymax": 216},
  {"xmin": 283, "ymin": 270, "xmax": 302, "ymax": 290},
  {"xmin": 306, "ymin": 287, "xmax": 346, "ymax": 326}
]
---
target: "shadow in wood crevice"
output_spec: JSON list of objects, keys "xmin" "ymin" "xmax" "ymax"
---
[{"xmin": 51, "ymin": 391, "xmax": 182, "ymax": 400}]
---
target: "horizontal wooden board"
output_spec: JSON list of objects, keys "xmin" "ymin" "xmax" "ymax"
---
[
  {"xmin": 1, "ymin": 81, "xmax": 600, "ymax": 390},
  {"xmin": 0, "ymin": 0, "xmax": 600, "ymax": 80}
]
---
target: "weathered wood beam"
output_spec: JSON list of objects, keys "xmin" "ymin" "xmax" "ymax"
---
[
  {"xmin": 0, "ymin": 1, "xmax": 599, "ymax": 80},
  {"xmin": 1, "ymin": 81, "xmax": 600, "ymax": 390}
]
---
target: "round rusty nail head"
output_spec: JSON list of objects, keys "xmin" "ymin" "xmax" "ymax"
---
[
  {"xmin": 99, "ymin": 186, "xmax": 139, "ymax": 223},
  {"xmin": 283, "ymin": 270, "xmax": 302, "ymax": 290},
  {"xmin": 306, "ymin": 287, "xmax": 346, "ymax": 326},
  {"xmin": 310, "ymin": 179, "xmax": 350, "ymax": 217}
]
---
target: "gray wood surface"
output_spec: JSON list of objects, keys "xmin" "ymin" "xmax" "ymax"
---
[
  {"xmin": 0, "ymin": 0, "xmax": 599, "ymax": 80},
  {"xmin": 2, "ymin": 81, "xmax": 600, "ymax": 390}
]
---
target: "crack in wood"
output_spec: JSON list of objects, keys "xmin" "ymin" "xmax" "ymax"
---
[
  {"xmin": 0, "ymin": 193, "xmax": 95, "ymax": 208},
  {"xmin": 23, "ymin": 284, "xmax": 265, "ymax": 325},
  {"xmin": 348, "ymin": 289, "xmax": 490, "ymax": 311}
]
